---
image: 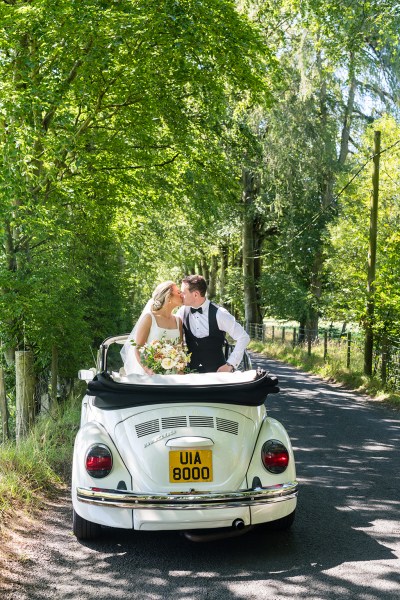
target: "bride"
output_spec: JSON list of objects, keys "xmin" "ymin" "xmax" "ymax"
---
[{"xmin": 121, "ymin": 281, "xmax": 183, "ymax": 375}]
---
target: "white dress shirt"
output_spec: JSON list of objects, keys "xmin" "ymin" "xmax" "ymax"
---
[{"xmin": 177, "ymin": 299, "xmax": 250, "ymax": 369}]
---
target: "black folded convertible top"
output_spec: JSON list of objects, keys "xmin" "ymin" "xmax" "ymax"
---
[{"xmin": 87, "ymin": 370, "xmax": 279, "ymax": 409}]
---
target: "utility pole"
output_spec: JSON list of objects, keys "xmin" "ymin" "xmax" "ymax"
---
[{"xmin": 364, "ymin": 130, "xmax": 381, "ymax": 376}]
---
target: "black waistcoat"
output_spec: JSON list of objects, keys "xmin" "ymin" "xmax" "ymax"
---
[{"xmin": 183, "ymin": 303, "xmax": 226, "ymax": 373}]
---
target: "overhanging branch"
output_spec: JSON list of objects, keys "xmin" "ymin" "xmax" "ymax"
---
[
  {"xmin": 94, "ymin": 153, "xmax": 180, "ymax": 171},
  {"xmin": 42, "ymin": 39, "xmax": 94, "ymax": 132}
]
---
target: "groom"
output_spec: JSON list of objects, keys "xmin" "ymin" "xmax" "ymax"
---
[{"xmin": 178, "ymin": 274, "xmax": 250, "ymax": 373}]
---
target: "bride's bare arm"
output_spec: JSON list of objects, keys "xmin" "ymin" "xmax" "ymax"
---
[{"xmin": 134, "ymin": 314, "xmax": 154, "ymax": 375}]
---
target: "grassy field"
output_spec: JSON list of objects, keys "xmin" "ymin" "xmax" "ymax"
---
[{"xmin": 249, "ymin": 339, "xmax": 400, "ymax": 408}]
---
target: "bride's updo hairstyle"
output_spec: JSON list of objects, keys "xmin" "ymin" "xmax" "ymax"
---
[{"xmin": 151, "ymin": 280, "xmax": 174, "ymax": 311}]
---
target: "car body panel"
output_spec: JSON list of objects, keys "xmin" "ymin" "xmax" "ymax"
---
[
  {"xmin": 72, "ymin": 336, "xmax": 298, "ymax": 537},
  {"xmin": 114, "ymin": 404, "xmax": 259, "ymax": 492}
]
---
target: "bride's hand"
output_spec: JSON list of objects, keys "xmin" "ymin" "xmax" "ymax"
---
[{"xmin": 143, "ymin": 366, "xmax": 155, "ymax": 376}]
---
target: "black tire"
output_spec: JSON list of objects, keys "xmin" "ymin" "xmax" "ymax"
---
[{"xmin": 73, "ymin": 509, "xmax": 102, "ymax": 540}]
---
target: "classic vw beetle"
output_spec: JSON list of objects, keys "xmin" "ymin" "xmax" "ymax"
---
[{"xmin": 72, "ymin": 335, "xmax": 298, "ymax": 541}]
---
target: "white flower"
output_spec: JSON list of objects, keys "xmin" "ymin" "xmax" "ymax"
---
[
  {"xmin": 161, "ymin": 344, "xmax": 174, "ymax": 356},
  {"xmin": 161, "ymin": 357, "xmax": 174, "ymax": 370},
  {"xmin": 134, "ymin": 336, "xmax": 190, "ymax": 374}
]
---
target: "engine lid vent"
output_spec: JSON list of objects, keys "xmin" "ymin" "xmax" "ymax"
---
[
  {"xmin": 189, "ymin": 416, "xmax": 214, "ymax": 428},
  {"xmin": 161, "ymin": 416, "xmax": 187, "ymax": 429},
  {"xmin": 216, "ymin": 417, "xmax": 239, "ymax": 435},
  {"xmin": 135, "ymin": 419, "xmax": 160, "ymax": 438},
  {"xmin": 135, "ymin": 415, "xmax": 239, "ymax": 437}
]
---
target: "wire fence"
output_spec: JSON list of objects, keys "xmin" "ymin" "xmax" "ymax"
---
[{"xmin": 246, "ymin": 322, "xmax": 400, "ymax": 392}]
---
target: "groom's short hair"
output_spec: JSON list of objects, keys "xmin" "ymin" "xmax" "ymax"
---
[{"xmin": 182, "ymin": 274, "xmax": 207, "ymax": 297}]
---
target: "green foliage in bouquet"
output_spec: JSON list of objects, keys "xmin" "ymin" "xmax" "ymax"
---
[{"xmin": 132, "ymin": 338, "xmax": 191, "ymax": 374}]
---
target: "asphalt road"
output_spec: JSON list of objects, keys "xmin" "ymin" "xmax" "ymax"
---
[{"xmin": 3, "ymin": 354, "xmax": 400, "ymax": 599}]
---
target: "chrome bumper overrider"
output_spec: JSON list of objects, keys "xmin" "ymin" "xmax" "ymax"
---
[{"xmin": 76, "ymin": 481, "xmax": 298, "ymax": 510}]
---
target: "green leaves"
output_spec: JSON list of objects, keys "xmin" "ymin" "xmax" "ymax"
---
[
  {"xmin": 0, "ymin": 0, "xmax": 269, "ymax": 375},
  {"xmin": 2, "ymin": 0, "xmax": 398, "ymax": 382},
  {"xmin": 325, "ymin": 115, "xmax": 400, "ymax": 335}
]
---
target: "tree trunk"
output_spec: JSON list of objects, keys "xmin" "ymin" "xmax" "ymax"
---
[
  {"xmin": 242, "ymin": 169, "xmax": 262, "ymax": 325},
  {"xmin": 298, "ymin": 317, "xmax": 306, "ymax": 343},
  {"xmin": 200, "ymin": 256, "xmax": 210, "ymax": 284},
  {"xmin": 15, "ymin": 350, "xmax": 36, "ymax": 442},
  {"xmin": 51, "ymin": 344, "xmax": 58, "ymax": 404},
  {"xmin": 0, "ymin": 367, "xmax": 10, "ymax": 442},
  {"xmin": 308, "ymin": 249, "xmax": 324, "ymax": 338},
  {"xmin": 3, "ymin": 347, "xmax": 15, "ymax": 367},
  {"xmin": 253, "ymin": 233, "xmax": 262, "ymax": 284},
  {"xmin": 306, "ymin": 311, "xmax": 319, "ymax": 341},
  {"xmin": 218, "ymin": 244, "xmax": 229, "ymax": 307},
  {"xmin": 338, "ymin": 55, "xmax": 356, "ymax": 165},
  {"xmin": 304, "ymin": 45, "xmax": 338, "ymax": 336},
  {"xmin": 208, "ymin": 255, "xmax": 218, "ymax": 300}
]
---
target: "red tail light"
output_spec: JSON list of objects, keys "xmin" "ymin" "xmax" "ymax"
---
[
  {"xmin": 85, "ymin": 444, "xmax": 113, "ymax": 478},
  {"xmin": 261, "ymin": 440, "xmax": 289, "ymax": 474}
]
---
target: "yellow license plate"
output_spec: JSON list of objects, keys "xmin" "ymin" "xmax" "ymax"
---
[{"xmin": 169, "ymin": 449, "xmax": 213, "ymax": 483}]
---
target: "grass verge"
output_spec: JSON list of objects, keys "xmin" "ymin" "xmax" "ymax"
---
[
  {"xmin": 249, "ymin": 340, "xmax": 400, "ymax": 408},
  {"xmin": 0, "ymin": 394, "xmax": 81, "ymax": 531}
]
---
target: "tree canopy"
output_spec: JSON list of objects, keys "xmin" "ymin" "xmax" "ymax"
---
[
  {"xmin": 0, "ymin": 0, "xmax": 268, "ymax": 376},
  {"xmin": 1, "ymin": 0, "xmax": 400, "ymax": 422}
]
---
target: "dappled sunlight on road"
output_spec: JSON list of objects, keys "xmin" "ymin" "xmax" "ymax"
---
[{"xmin": 3, "ymin": 354, "xmax": 400, "ymax": 599}]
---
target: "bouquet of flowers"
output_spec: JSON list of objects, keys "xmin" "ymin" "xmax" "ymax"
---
[{"xmin": 132, "ymin": 337, "xmax": 191, "ymax": 374}]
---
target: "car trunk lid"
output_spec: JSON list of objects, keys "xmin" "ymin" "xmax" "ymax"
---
[{"xmin": 114, "ymin": 405, "xmax": 259, "ymax": 492}]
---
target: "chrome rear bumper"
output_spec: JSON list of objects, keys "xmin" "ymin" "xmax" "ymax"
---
[{"xmin": 76, "ymin": 481, "xmax": 298, "ymax": 510}]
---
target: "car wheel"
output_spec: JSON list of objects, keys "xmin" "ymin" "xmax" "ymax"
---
[{"xmin": 73, "ymin": 509, "xmax": 102, "ymax": 540}]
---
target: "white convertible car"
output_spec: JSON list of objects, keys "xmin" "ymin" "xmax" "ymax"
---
[{"xmin": 72, "ymin": 335, "xmax": 298, "ymax": 541}]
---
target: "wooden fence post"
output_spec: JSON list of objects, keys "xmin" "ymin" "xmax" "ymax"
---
[
  {"xmin": 15, "ymin": 350, "xmax": 36, "ymax": 442},
  {"xmin": 293, "ymin": 328, "xmax": 297, "ymax": 346},
  {"xmin": 282, "ymin": 327, "xmax": 285, "ymax": 342},
  {"xmin": 324, "ymin": 331, "xmax": 328, "ymax": 361},
  {"xmin": 0, "ymin": 367, "xmax": 10, "ymax": 442},
  {"xmin": 347, "ymin": 332, "xmax": 352, "ymax": 369},
  {"xmin": 381, "ymin": 334, "xmax": 388, "ymax": 386},
  {"xmin": 272, "ymin": 326, "xmax": 275, "ymax": 341},
  {"xmin": 307, "ymin": 330, "xmax": 312, "ymax": 356}
]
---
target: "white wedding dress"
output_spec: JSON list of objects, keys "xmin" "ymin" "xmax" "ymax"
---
[{"xmin": 121, "ymin": 313, "xmax": 181, "ymax": 375}]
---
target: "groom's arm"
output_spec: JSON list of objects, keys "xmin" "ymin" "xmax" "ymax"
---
[
  {"xmin": 176, "ymin": 306, "xmax": 185, "ymax": 340},
  {"xmin": 216, "ymin": 308, "xmax": 250, "ymax": 369}
]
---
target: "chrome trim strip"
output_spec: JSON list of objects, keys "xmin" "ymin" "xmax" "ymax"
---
[{"xmin": 76, "ymin": 481, "xmax": 298, "ymax": 510}]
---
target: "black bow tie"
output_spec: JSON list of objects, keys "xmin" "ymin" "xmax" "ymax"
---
[{"xmin": 191, "ymin": 307, "xmax": 203, "ymax": 314}]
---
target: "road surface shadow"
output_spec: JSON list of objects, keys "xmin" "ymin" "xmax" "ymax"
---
[{"xmin": 3, "ymin": 355, "xmax": 400, "ymax": 599}]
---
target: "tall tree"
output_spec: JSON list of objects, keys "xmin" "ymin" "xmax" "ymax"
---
[
  {"xmin": 0, "ymin": 0, "xmax": 266, "ymax": 351},
  {"xmin": 325, "ymin": 115, "xmax": 400, "ymax": 341},
  {"xmin": 243, "ymin": 0, "xmax": 400, "ymax": 332}
]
